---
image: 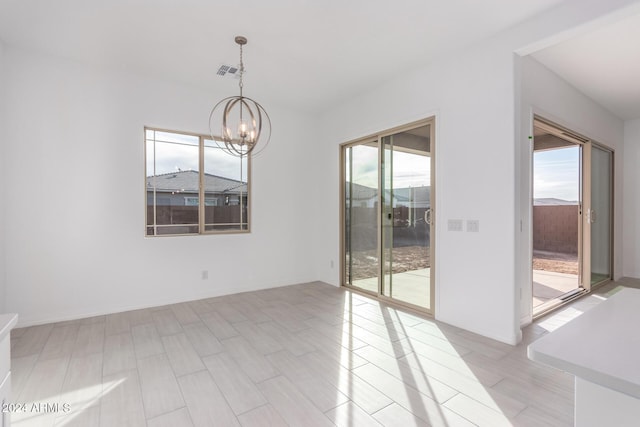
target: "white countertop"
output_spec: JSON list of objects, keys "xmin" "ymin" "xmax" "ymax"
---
[
  {"xmin": 0, "ymin": 313, "xmax": 18, "ymax": 341},
  {"xmin": 528, "ymin": 287, "xmax": 640, "ymax": 399}
]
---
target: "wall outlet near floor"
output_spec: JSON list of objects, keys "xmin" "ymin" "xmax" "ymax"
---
[
  {"xmin": 467, "ymin": 219, "xmax": 480, "ymax": 232},
  {"xmin": 448, "ymin": 219, "xmax": 463, "ymax": 231},
  {"xmin": 201, "ymin": 270, "xmax": 209, "ymax": 280},
  {"xmin": 330, "ymin": 260, "xmax": 334, "ymax": 268}
]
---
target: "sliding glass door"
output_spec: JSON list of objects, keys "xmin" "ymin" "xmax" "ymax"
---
[
  {"xmin": 381, "ymin": 127, "xmax": 433, "ymax": 310},
  {"xmin": 531, "ymin": 120, "xmax": 582, "ymax": 311},
  {"xmin": 584, "ymin": 144, "xmax": 613, "ymax": 286},
  {"xmin": 531, "ymin": 117, "xmax": 614, "ymax": 316},
  {"xmin": 342, "ymin": 120, "xmax": 434, "ymax": 314},
  {"xmin": 344, "ymin": 141, "xmax": 380, "ymax": 294}
]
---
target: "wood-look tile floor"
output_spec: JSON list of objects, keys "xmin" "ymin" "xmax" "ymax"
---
[{"xmin": 9, "ymin": 280, "xmax": 633, "ymax": 426}]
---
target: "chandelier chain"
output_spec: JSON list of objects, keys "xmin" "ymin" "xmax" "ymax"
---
[{"xmin": 239, "ymin": 43, "xmax": 244, "ymax": 94}]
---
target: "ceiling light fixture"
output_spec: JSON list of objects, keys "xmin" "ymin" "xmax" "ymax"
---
[{"xmin": 209, "ymin": 36, "xmax": 271, "ymax": 157}]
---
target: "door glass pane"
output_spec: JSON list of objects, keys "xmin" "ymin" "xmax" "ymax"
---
[
  {"xmin": 344, "ymin": 142, "xmax": 379, "ymax": 293},
  {"xmin": 531, "ymin": 131, "xmax": 581, "ymax": 310},
  {"xmin": 382, "ymin": 125, "xmax": 432, "ymax": 309},
  {"xmin": 590, "ymin": 146, "xmax": 612, "ymax": 285}
]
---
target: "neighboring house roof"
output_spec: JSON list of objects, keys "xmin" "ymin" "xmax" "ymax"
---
[
  {"xmin": 345, "ymin": 182, "xmax": 430, "ymax": 204},
  {"xmin": 147, "ymin": 170, "xmax": 247, "ymax": 194}
]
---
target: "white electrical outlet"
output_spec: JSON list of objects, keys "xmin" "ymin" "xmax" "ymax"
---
[
  {"xmin": 330, "ymin": 260, "xmax": 334, "ymax": 268},
  {"xmin": 202, "ymin": 270, "xmax": 209, "ymax": 280},
  {"xmin": 447, "ymin": 219, "xmax": 463, "ymax": 231},
  {"xmin": 467, "ymin": 220, "xmax": 480, "ymax": 232}
]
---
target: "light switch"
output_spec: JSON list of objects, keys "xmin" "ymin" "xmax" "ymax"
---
[
  {"xmin": 467, "ymin": 220, "xmax": 480, "ymax": 232},
  {"xmin": 448, "ymin": 219, "xmax": 463, "ymax": 231}
]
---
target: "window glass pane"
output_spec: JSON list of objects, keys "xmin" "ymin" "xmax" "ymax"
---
[
  {"xmin": 146, "ymin": 131, "xmax": 199, "ymax": 235},
  {"xmin": 153, "ymin": 131, "xmax": 199, "ymax": 146},
  {"xmin": 203, "ymin": 146, "xmax": 248, "ymax": 231}
]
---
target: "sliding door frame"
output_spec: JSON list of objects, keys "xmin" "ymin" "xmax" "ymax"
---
[
  {"xmin": 531, "ymin": 116, "xmax": 614, "ymax": 317},
  {"xmin": 582, "ymin": 140, "xmax": 615, "ymax": 288},
  {"xmin": 340, "ymin": 117, "xmax": 436, "ymax": 315}
]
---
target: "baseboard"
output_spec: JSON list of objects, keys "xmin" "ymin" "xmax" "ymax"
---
[{"xmin": 13, "ymin": 280, "xmax": 312, "ymax": 328}]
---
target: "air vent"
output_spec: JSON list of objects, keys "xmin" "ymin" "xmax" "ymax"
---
[{"xmin": 216, "ymin": 64, "xmax": 239, "ymax": 78}]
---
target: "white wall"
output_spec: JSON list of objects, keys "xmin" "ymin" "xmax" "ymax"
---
[
  {"xmin": 516, "ymin": 56, "xmax": 624, "ymax": 324},
  {"xmin": 2, "ymin": 47, "xmax": 317, "ymax": 326},
  {"xmin": 314, "ymin": 36, "xmax": 521, "ymax": 344},
  {"xmin": 623, "ymin": 119, "xmax": 640, "ymax": 277},
  {"xmin": 0, "ymin": 40, "xmax": 6, "ymax": 313}
]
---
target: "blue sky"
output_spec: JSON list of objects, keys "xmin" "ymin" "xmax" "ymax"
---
[
  {"xmin": 146, "ymin": 130, "xmax": 247, "ymax": 182},
  {"xmin": 534, "ymin": 146, "xmax": 579, "ymax": 202}
]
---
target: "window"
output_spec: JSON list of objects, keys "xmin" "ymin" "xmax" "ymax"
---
[
  {"xmin": 145, "ymin": 128, "xmax": 249, "ymax": 236},
  {"xmin": 184, "ymin": 197, "xmax": 218, "ymax": 207}
]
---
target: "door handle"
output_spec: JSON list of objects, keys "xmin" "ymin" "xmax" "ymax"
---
[{"xmin": 425, "ymin": 208, "xmax": 433, "ymax": 225}]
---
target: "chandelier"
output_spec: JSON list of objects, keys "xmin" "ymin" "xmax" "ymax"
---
[{"xmin": 209, "ymin": 36, "xmax": 271, "ymax": 157}]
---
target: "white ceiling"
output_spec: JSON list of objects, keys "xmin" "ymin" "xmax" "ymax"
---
[
  {"xmin": 0, "ymin": 0, "xmax": 567, "ymax": 112},
  {"xmin": 531, "ymin": 12, "xmax": 640, "ymax": 121}
]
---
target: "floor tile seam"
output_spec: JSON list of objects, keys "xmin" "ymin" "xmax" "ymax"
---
[
  {"xmin": 489, "ymin": 372, "xmax": 575, "ymax": 400},
  {"xmin": 137, "ymin": 356, "xmax": 188, "ymax": 421},
  {"xmin": 144, "ymin": 403, "xmax": 188, "ymax": 423},
  {"xmin": 52, "ymin": 391, "xmax": 103, "ymax": 424},
  {"xmin": 395, "ymin": 324, "xmax": 475, "ymax": 355},
  {"xmin": 360, "ymin": 349, "xmax": 488, "ymax": 396},
  {"xmin": 172, "ymin": 366, "xmax": 208, "ymax": 380},
  {"xmin": 442, "ymin": 388, "xmax": 529, "ymax": 422},
  {"xmin": 399, "ymin": 348, "xmax": 504, "ymax": 388},
  {"xmin": 362, "ymin": 353, "xmax": 459, "ymax": 403},
  {"xmin": 182, "ymin": 367, "xmax": 242, "ymax": 424},
  {"xmin": 133, "ymin": 348, "xmax": 166, "ymax": 361},
  {"xmin": 353, "ymin": 360, "xmax": 461, "ymax": 412},
  {"xmin": 368, "ymin": 401, "xmax": 395, "ymax": 417},
  {"xmin": 322, "ymin": 399, "xmax": 357, "ymax": 416},
  {"xmin": 17, "ymin": 354, "xmax": 72, "ymax": 404},
  {"xmin": 401, "ymin": 348, "xmax": 504, "ymax": 387},
  {"xmin": 17, "ymin": 326, "xmax": 55, "ymax": 360},
  {"xmin": 146, "ymin": 405, "xmax": 192, "ymax": 425},
  {"xmin": 233, "ymin": 400, "xmax": 271, "ymax": 418},
  {"xmin": 173, "ymin": 317, "xmax": 202, "ymax": 327},
  {"xmin": 16, "ymin": 350, "xmax": 45, "ymax": 395},
  {"xmin": 440, "ymin": 392, "xmax": 504, "ymax": 427},
  {"xmin": 489, "ymin": 377, "xmax": 574, "ymax": 412},
  {"xmin": 52, "ymin": 323, "xmax": 83, "ymax": 362}
]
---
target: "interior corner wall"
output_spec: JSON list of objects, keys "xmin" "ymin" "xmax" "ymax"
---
[
  {"xmin": 516, "ymin": 55, "xmax": 625, "ymax": 324},
  {"xmin": 315, "ymin": 37, "xmax": 521, "ymax": 345},
  {"xmin": 3, "ymin": 47, "xmax": 317, "ymax": 326},
  {"xmin": 623, "ymin": 118, "xmax": 640, "ymax": 278},
  {"xmin": 0, "ymin": 40, "xmax": 6, "ymax": 313}
]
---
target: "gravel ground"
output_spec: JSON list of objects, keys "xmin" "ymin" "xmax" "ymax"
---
[
  {"xmin": 533, "ymin": 250, "xmax": 578, "ymax": 275},
  {"xmin": 347, "ymin": 246, "xmax": 430, "ymax": 280},
  {"xmin": 348, "ymin": 247, "xmax": 578, "ymax": 279}
]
